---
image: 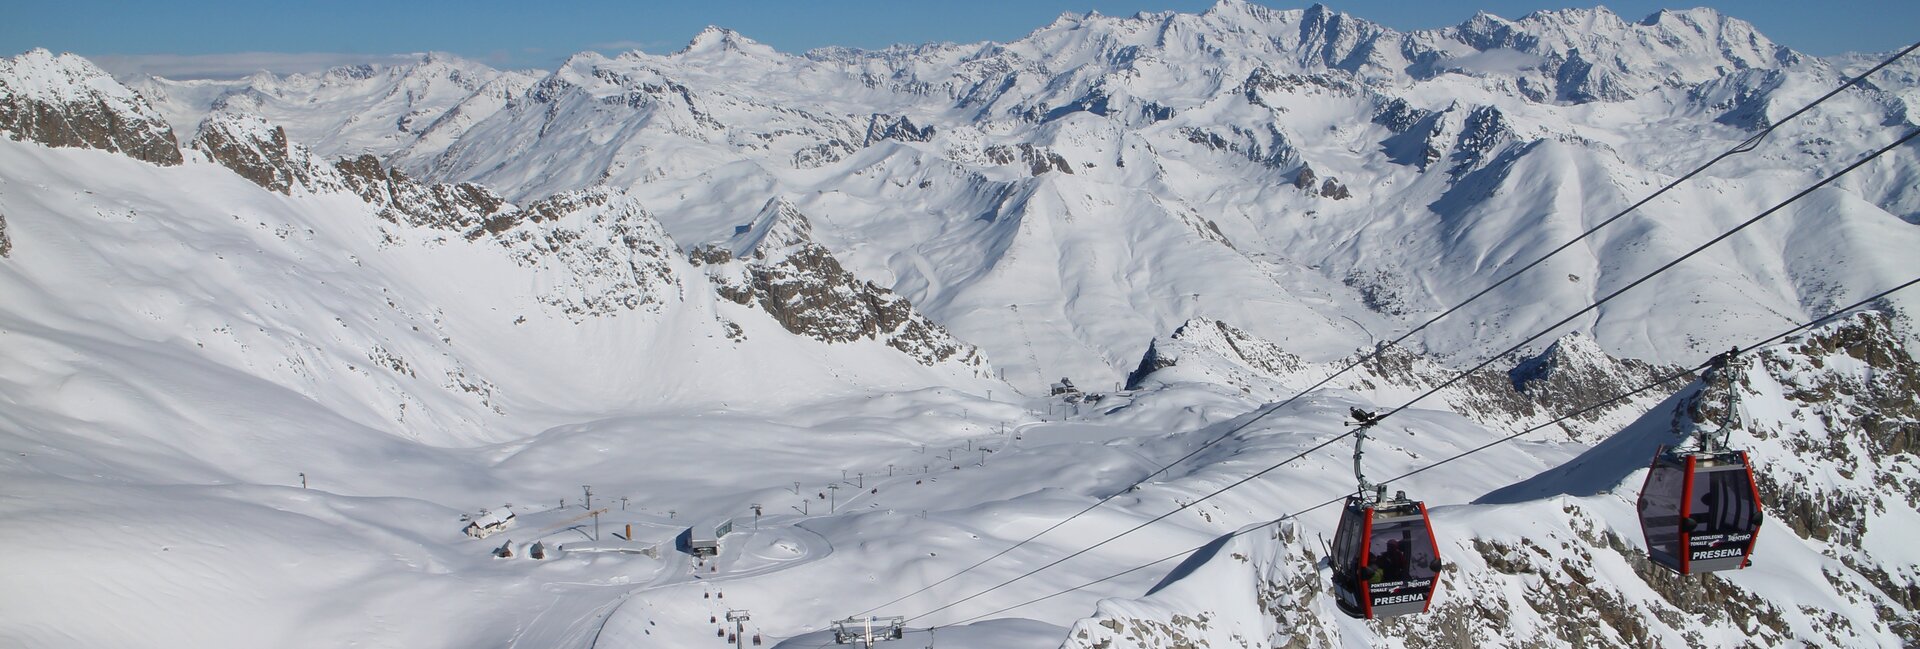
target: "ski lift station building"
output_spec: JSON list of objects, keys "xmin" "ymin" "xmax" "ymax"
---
[
  {"xmin": 687, "ymin": 518, "xmax": 734, "ymax": 557},
  {"xmin": 463, "ymin": 507, "xmax": 515, "ymax": 539}
]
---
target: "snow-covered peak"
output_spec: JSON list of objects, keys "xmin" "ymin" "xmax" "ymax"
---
[
  {"xmin": 190, "ymin": 110, "xmax": 344, "ymax": 195},
  {"xmin": 676, "ymin": 26, "xmax": 784, "ymax": 62},
  {"xmin": 132, "ymin": 51, "xmax": 528, "ymax": 160},
  {"xmin": 1201, "ymin": 0, "xmax": 1277, "ymax": 21},
  {"xmin": 2, "ymin": 48, "xmax": 133, "ymax": 104},
  {"xmin": 0, "ymin": 48, "xmax": 182, "ymax": 164},
  {"xmin": 729, "ymin": 196, "xmax": 816, "ymax": 261},
  {"xmin": 1445, "ymin": 4, "xmax": 1806, "ymax": 101}
]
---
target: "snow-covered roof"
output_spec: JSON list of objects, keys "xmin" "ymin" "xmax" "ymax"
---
[{"xmin": 467, "ymin": 507, "xmax": 515, "ymax": 527}]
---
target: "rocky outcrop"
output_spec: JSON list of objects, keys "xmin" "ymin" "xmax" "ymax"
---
[
  {"xmin": 1504, "ymin": 333, "xmax": 1673, "ymax": 423},
  {"xmin": 0, "ymin": 49, "xmax": 181, "ymax": 165},
  {"xmin": 0, "ymin": 210, "xmax": 10, "ymax": 257},
  {"xmin": 187, "ymin": 111, "xmax": 673, "ymax": 321},
  {"xmin": 1126, "ymin": 318, "xmax": 1303, "ymax": 392},
  {"xmin": 697, "ymin": 198, "xmax": 987, "ymax": 370},
  {"xmin": 333, "ymin": 154, "xmax": 509, "ymax": 232},
  {"xmin": 481, "ymin": 188, "xmax": 680, "ymax": 319},
  {"xmin": 1738, "ymin": 312, "xmax": 1920, "ymax": 638},
  {"xmin": 1292, "ymin": 163, "xmax": 1351, "ymax": 199},
  {"xmin": 1351, "ymin": 332, "xmax": 1680, "ymax": 441},
  {"xmin": 191, "ymin": 112, "xmax": 343, "ymax": 194},
  {"xmin": 983, "ymin": 143, "xmax": 1075, "ymax": 176},
  {"xmin": 863, "ymin": 113, "xmax": 933, "ymax": 146},
  {"xmin": 1182, "ymin": 124, "xmax": 1297, "ymax": 170}
]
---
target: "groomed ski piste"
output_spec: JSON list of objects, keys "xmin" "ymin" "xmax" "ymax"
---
[{"xmin": 5, "ymin": 2, "xmax": 1920, "ymax": 647}]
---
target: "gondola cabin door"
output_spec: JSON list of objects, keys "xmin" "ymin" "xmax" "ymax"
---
[
  {"xmin": 1331, "ymin": 496, "xmax": 1443, "ymax": 619},
  {"xmin": 1637, "ymin": 447, "xmax": 1763, "ymax": 574}
]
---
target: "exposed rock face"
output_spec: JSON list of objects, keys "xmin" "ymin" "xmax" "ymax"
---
[
  {"xmin": 864, "ymin": 113, "xmax": 933, "ymax": 145},
  {"xmin": 0, "ymin": 49, "xmax": 181, "ymax": 165},
  {"xmin": 334, "ymin": 153, "xmax": 510, "ymax": 231},
  {"xmin": 1504, "ymin": 333, "xmax": 1673, "ymax": 422},
  {"xmin": 479, "ymin": 188, "xmax": 680, "ymax": 319},
  {"xmin": 1292, "ymin": 164, "xmax": 1351, "ymax": 200},
  {"xmin": 0, "ymin": 210, "xmax": 10, "ymax": 257},
  {"xmin": 983, "ymin": 143, "xmax": 1075, "ymax": 176},
  {"xmin": 1738, "ymin": 312, "xmax": 1920, "ymax": 638},
  {"xmin": 189, "ymin": 112, "xmax": 674, "ymax": 320},
  {"xmin": 191, "ymin": 112, "xmax": 342, "ymax": 194},
  {"xmin": 1293, "ymin": 163, "xmax": 1319, "ymax": 191},
  {"xmin": 1182, "ymin": 124, "xmax": 1297, "ymax": 170},
  {"xmin": 1452, "ymin": 105, "xmax": 1514, "ymax": 171},
  {"xmin": 1126, "ymin": 318, "xmax": 1304, "ymax": 392},
  {"xmin": 699, "ymin": 198, "xmax": 987, "ymax": 369}
]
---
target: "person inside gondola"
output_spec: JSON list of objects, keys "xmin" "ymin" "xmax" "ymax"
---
[
  {"xmin": 1370, "ymin": 539, "xmax": 1408, "ymax": 583},
  {"xmin": 1383, "ymin": 539, "xmax": 1410, "ymax": 582}
]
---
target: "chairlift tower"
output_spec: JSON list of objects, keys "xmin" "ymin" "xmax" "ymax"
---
[
  {"xmin": 832, "ymin": 616, "xmax": 905, "ymax": 647},
  {"xmin": 726, "ymin": 610, "xmax": 751, "ymax": 649}
]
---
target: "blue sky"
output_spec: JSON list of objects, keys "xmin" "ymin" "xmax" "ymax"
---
[{"xmin": 7, "ymin": 0, "xmax": 1915, "ymax": 78}]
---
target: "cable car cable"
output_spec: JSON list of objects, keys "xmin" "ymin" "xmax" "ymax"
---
[
  {"xmin": 890, "ymin": 127, "xmax": 1918, "ymax": 626},
  {"xmin": 933, "ymin": 275, "xmax": 1920, "ymax": 628},
  {"xmin": 1363, "ymin": 126, "xmax": 1920, "ymax": 428},
  {"xmin": 848, "ymin": 41, "xmax": 1919, "ymax": 620}
]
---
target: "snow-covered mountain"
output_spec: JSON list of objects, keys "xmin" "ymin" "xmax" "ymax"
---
[
  {"xmin": 3, "ymin": 2, "xmax": 1919, "ymax": 647},
  {"xmin": 132, "ymin": 52, "xmax": 537, "ymax": 161},
  {"xmin": 122, "ymin": 2, "xmax": 1919, "ymax": 396}
]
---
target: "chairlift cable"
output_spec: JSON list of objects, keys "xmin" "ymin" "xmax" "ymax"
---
[
  {"xmin": 935, "ymin": 275, "xmax": 1920, "ymax": 628},
  {"xmin": 849, "ymin": 40, "xmax": 1920, "ymax": 621}
]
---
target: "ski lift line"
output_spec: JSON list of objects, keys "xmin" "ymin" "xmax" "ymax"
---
[
  {"xmin": 852, "ymin": 389, "xmax": 1304, "ymax": 617},
  {"xmin": 932, "ymin": 275, "xmax": 1920, "ymax": 629},
  {"xmin": 1369, "ymin": 126, "xmax": 1920, "ymax": 428},
  {"xmin": 846, "ymin": 45, "xmax": 1920, "ymax": 625},
  {"xmin": 894, "ymin": 124, "xmax": 1920, "ymax": 628},
  {"xmin": 901, "ymin": 428, "xmax": 1362, "ymax": 624}
]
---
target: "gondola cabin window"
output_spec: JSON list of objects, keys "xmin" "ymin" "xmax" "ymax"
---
[{"xmin": 1639, "ymin": 461, "xmax": 1687, "ymax": 568}]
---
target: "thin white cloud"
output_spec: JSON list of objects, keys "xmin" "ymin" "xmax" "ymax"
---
[{"xmin": 89, "ymin": 51, "xmax": 424, "ymax": 81}]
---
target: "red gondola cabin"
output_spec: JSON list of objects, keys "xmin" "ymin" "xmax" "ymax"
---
[
  {"xmin": 1636, "ymin": 447, "xmax": 1763, "ymax": 573},
  {"xmin": 1330, "ymin": 495, "xmax": 1443, "ymax": 618}
]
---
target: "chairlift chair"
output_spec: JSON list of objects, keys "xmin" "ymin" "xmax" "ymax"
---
[{"xmin": 1330, "ymin": 408, "xmax": 1443, "ymax": 619}]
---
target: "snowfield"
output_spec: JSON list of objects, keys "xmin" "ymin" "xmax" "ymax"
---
[{"xmin": 3, "ymin": 2, "xmax": 1920, "ymax": 647}]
